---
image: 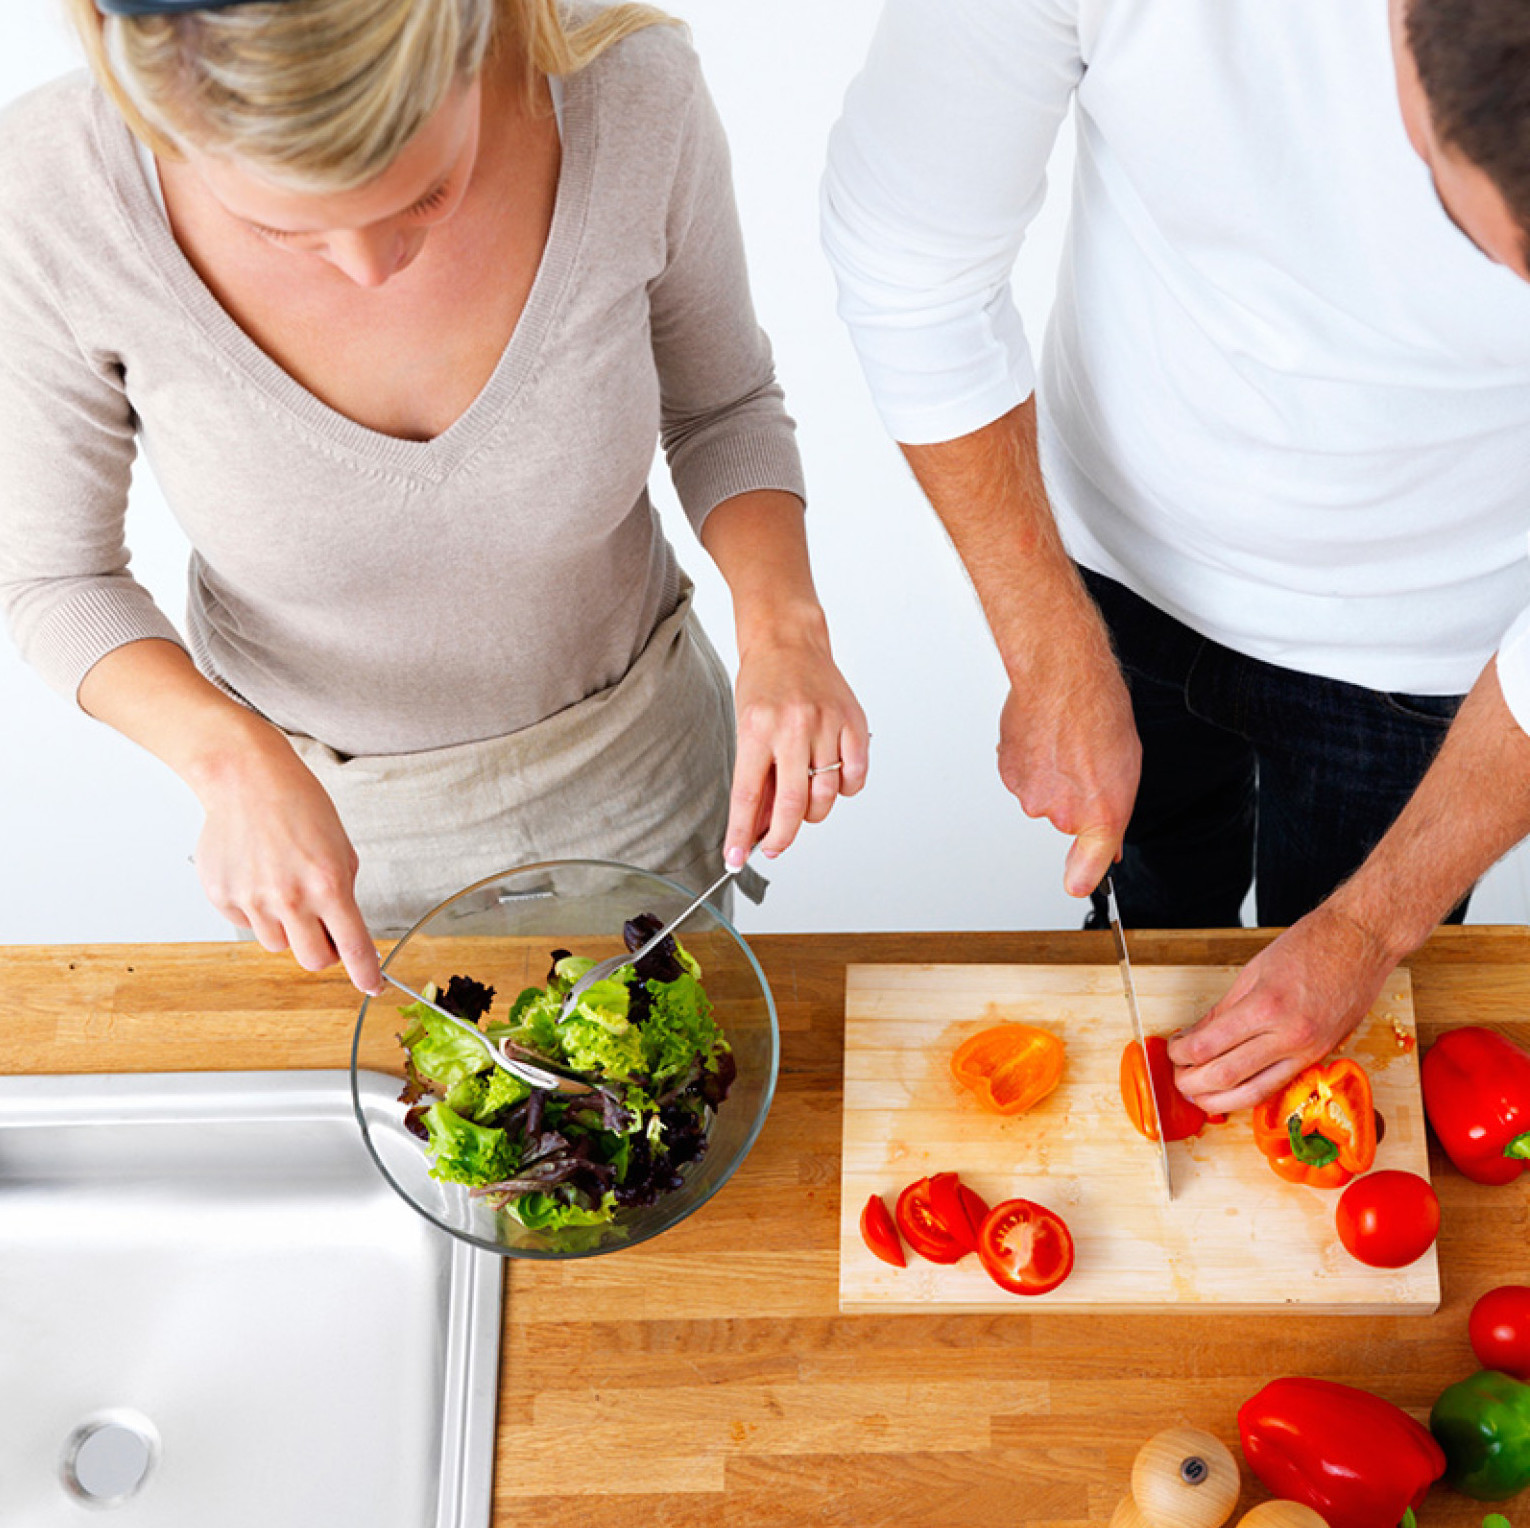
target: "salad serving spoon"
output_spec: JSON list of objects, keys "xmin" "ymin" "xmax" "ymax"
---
[
  {"xmin": 379, "ymin": 972, "xmax": 597, "ymax": 1097},
  {"xmin": 556, "ymin": 858, "xmax": 742, "ymax": 1024}
]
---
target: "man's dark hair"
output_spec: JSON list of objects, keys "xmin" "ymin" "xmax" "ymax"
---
[{"xmin": 1407, "ymin": 0, "xmax": 1530, "ymax": 245}]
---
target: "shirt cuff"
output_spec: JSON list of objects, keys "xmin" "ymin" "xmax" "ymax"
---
[
  {"xmin": 22, "ymin": 581, "xmax": 186, "ymax": 705},
  {"xmin": 670, "ymin": 428, "xmax": 807, "ymax": 535},
  {"xmin": 836, "ymin": 292, "xmax": 1038, "ymax": 446},
  {"xmin": 1496, "ymin": 604, "xmax": 1530, "ymax": 737}
]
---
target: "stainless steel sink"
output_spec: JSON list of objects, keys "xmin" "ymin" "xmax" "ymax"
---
[{"xmin": 0, "ymin": 1070, "xmax": 502, "ymax": 1526}]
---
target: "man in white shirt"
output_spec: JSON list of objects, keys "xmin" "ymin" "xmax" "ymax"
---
[{"xmin": 823, "ymin": 0, "xmax": 1530, "ymax": 1111}]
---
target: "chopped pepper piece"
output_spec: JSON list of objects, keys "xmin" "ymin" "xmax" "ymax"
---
[
  {"xmin": 1251, "ymin": 1058, "xmax": 1376, "ymax": 1188},
  {"xmin": 1430, "ymin": 1369, "xmax": 1530, "ymax": 1500},
  {"xmin": 1239, "ymin": 1376, "xmax": 1445, "ymax": 1528},
  {"xmin": 950, "ymin": 1024, "xmax": 1064, "ymax": 1117},
  {"xmin": 1422, "ymin": 1026, "xmax": 1530, "ymax": 1185},
  {"xmin": 1120, "ymin": 1035, "xmax": 1212, "ymax": 1142}
]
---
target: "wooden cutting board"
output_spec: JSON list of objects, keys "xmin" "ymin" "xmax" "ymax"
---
[{"xmin": 839, "ymin": 963, "xmax": 1439, "ymax": 1314}]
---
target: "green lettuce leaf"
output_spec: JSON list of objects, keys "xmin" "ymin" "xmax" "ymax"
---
[
  {"xmin": 445, "ymin": 1066, "xmax": 531, "ymax": 1124},
  {"xmin": 508, "ymin": 1190, "xmax": 617, "ymax": 1231},
  {"xmin": 641, "ymin": 972, "xmax": 725, "ymax": 1081},
  {"xmin": 398, "ymin": 1001, "xmax": 494, "ymax": 1090},
  {"xmin": 420, "ymin": 1103, "xmax": 517, "ymax": 1187}
]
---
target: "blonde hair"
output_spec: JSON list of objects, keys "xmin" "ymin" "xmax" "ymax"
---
[{"xmin": 63, "ymin": 0, "xmax": 674, "ymax": 190}]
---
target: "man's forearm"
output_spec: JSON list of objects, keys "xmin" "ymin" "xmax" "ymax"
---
[
  {"xmin": 899, "ymin": 396, "xmax": 1110, "ymax": 680},
  {"xmin": 899, "ymin": 396, "xmax": 1139, "ymax": 893},
  {"xmin": 1332, "ymin": 659, "xmax": 1530, "ymax": 957}
]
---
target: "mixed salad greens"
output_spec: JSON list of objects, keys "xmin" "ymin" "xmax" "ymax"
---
[{"xmin": 395, "ymin": 913, "xmax": 736, "ymax": 1236}]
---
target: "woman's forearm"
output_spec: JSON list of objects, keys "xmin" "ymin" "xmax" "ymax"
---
[
  {"xmin": 698, "ymin": 489, "xmax": 827, "ymax": 656},
  {"xmin": 77, "ymin": 638, "xmax": 382, "ymax": 992},
  {"xmin": 697, "ymin": 488, "xmax": 869, "ymax": 864},
  {"xmin": 77, "ymin": 637, "xmax": 294, "ymax": 802}
]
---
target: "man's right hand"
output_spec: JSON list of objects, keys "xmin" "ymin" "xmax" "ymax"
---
[
  {"xmin": 997, "ymin": 602, "xmax": 1141, "ymax": 897},
  {"xmin": 900, "ymin": 398, "xmax": 1141, "ymax": 896}
]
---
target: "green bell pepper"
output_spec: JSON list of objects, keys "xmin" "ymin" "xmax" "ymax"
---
[{"xmin": 1430, "ymin": 1369, "xmax": 1530, "ymax": 1500}]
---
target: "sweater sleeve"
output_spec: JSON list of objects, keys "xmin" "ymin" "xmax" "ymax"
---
[
  {"xmin": 0, "ymin": 233, "xmax": 184, "ymax": 703},
  {"xmin": 648, "ymin": 60, "xmax": 805, "ymax": 535},
  {"xmin": 821, "ymin": 0, "xmax": 1084, "ymax": 446}
]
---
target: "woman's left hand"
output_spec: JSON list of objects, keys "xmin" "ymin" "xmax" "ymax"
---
[{"xmin": 725, "ymin": 619, "xmax": 869, "ymax": 869}]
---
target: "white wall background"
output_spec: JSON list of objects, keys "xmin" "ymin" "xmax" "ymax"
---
[{"xmin": 2, "ymin": 0, "xmax": 1526, "ymax": 945}]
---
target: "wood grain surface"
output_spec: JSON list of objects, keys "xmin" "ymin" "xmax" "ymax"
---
[
  {"xmin": 840, "ymin": 963, "xmax": 1437, "ymax": 1314},
  {"xmin": 3, "ymin": 925, "xmax": 1529, "ymax": 1525}
]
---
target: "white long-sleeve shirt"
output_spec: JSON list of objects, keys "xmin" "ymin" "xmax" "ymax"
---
[{"xmin": 823, "ymin": 0, "xmax": 1530, "ymax": 728}]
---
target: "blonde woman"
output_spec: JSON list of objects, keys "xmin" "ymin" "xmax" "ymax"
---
[{"xmin": 0, "ymin": 0, "xmax": 868, "ymax": 992}]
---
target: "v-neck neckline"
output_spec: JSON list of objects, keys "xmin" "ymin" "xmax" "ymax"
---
[{"xmin": 94, "ymin": 72, "xmax": 596, "ymax": 482}]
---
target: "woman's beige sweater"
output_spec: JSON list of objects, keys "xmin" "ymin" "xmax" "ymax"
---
[{"xmin": 0, "ymin": 25, "xmax": 803, "ymax": 757}]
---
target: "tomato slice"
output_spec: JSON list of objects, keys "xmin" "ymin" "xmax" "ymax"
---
[
  {"xmin": 958, "ymin": 1182, "xmax": 991, "ymax": 1244},
  {"xmin": 859, "ymin": 1193, "xmax": 906, "ymax": 1268},
  {"xmin": 895, "ymin": 1176, "xmax": 968, "ymax": 1264},
  {"xmin": 927, "ymin": 1172, "xmax": 978, "ymax": 1256},
  {"xmin": 977, "ymin": 1198, "xmax": 1075, "ymax": 1295}
]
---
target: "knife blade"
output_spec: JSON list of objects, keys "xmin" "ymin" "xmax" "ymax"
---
[{"xmin": 1103, "ymin": 872, "xmax": 1175, "ymax": 1202}]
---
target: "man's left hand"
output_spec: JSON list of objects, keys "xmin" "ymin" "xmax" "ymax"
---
[{"xmin": 1165, "ymin": 901, "xmax": 1399, "ymax": 1113}]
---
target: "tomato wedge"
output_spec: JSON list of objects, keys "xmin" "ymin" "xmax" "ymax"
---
[
  {"xmin": 977, "ymin": 1198, "xmax": 1075, "ymax": 1295},
  {"xmin": 859, "ymin": 1193, "xmax": 905, "ymax": 1268},
  {"xmin": 895, "ymin": 1175, "xmax": 969, "ymax": 1264},
  {"xmin": 927, "ymin": 1171, "xmax": 990, "ymax": 1256}
]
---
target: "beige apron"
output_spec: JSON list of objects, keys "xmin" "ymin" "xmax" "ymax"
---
[{"xmin": 287, "ymin": 586, "xmax": 763, "ymax": 936}]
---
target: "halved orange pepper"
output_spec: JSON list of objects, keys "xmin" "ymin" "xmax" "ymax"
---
[
  {"xmin": 950, "ymin": 1024, "xmax": 1065, "ymax": 1116},
  {"xmin": 1252, "ymin": 1058, "xmax": 1377, "ymax": 1188}
]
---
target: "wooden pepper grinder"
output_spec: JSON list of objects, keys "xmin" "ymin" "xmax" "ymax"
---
[
  {"xmin": 1232, "ymin": 1505, "xmax": 1328, "ymax": 1528},
  {"xmin": 1109, "ymin": 1427, "xmax": 1241, "ymax": 1528}
]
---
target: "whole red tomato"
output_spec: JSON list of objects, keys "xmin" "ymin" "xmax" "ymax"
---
[
  {"xmin": 1469, "ymin": 1285, "xmax": 1530, "ymax": 1381},
  {"xmin": 1334, "ymin": 1170, "xmax": 1440, "ymax": 1269}
]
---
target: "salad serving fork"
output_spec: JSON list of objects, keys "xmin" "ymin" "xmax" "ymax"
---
[
  {"xmin": 556, "ymin": 859, "xmax": 741, "ymax": 1024},
  {"xmin": 379, "ymin": 972, "xmax": 598, "ymax": 1097}
]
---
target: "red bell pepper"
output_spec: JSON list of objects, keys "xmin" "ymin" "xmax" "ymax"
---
[
  {"xmin": 1421, "ymin": 1026, "xmax": 1530, "ymax": 1185},
  {"xmin": 1238, "ymin": 1377, "xmax": 1444, "ymax": 1528}
]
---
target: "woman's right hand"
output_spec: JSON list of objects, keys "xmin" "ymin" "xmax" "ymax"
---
[
  {"xmin": 77, "ymin": 639, "xmax": 383, "ymax": 995},
  {"xmin": 193, "ymin": 731, "xmax": 384, "ymax": 995}
]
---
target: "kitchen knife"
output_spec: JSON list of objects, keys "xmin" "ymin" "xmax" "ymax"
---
[{"xmin": 1103, "ymin": 872, "xmax": 1175, "ymax": 1202}]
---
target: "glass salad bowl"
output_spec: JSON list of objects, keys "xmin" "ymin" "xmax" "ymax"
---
[{"xmin": 350, "ymin": 859, "xmax": 778, "ymax": 1259}]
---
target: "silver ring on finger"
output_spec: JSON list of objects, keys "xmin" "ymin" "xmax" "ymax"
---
[{"xmin": 808, "ymin": 760, "xmax": 843, "ymax": 779}]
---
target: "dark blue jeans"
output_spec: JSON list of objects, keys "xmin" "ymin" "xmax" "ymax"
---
[{"xmin": 1079, "ymin": 567, "xmax": 1470, "ymax": 930}]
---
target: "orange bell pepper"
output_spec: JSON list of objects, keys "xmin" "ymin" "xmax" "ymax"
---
[
  {"xmin": 950, "ymin": 1024, "xmax": 1065, "ymax": 1117},
  {"xmin": 1252, "ymin": 1058, "xmax": 1377, "ymax": 1188},
  {"xmin": 1120, "ymin": 1035, "xmax": 1211, "ymax": 1142}
]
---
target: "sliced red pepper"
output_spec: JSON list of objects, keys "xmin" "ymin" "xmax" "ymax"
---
[
  {"xmin": 1422, "ymin": 1026, "xmax": 1530, "ymax": 1185},
  {"xmin": 976, "ymin": 1198, "xmax": 1074, "ymax": 1295},
  {"xmin": 1251, "ymin": 1058, "xmax": 1376, "ymax": 1188},
  {"xmin": 1120, "ymin": 1035, "xmax": 1210, "ymax": 1142},
  {"xmin": 895, "ymin": 1176, "xmax": 967, "ymax": 1264},
  {"xmin": 858, "ymin": 1193, "xmax": 905, "ymax": 1268}
]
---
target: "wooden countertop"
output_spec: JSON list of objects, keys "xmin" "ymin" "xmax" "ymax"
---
[{"xmin": 6, "ymin": 925, "xmax": 1530, "ymax": 1524}]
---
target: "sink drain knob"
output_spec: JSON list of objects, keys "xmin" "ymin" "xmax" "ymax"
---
[{"xmin": 62, "ymin": 1414, "xmax": 159, "ymax": 1506}]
